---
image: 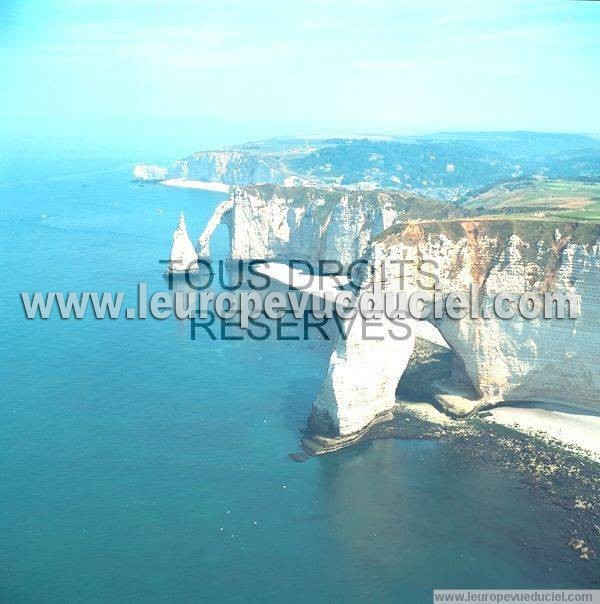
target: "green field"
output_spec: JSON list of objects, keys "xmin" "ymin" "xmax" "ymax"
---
[{"xmin": 463, "ymin": 178, "xmax": 600, "ymax": 221}]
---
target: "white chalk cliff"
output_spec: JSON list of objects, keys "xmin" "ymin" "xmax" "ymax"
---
[
  {"xmin": 196, "ymin": 184, "xmax": 600, "ymax": 442},
  {"xmin": 172, "ymin": 151, "xmax": 286, "ymax": 185},
  {"xmin": 311, "ymin": 219, "xmax": 600, "ymax": 437},
  {"xmin": 310, "ymin": 311, "xmax": 419, "ymax": 437},
  {"xmin": 133, "ymin": 163, "xmax": 169, "ymax": 182},
  {"xmin": 196, "ymin": 184, "xmax": 456, "ymax": 263},
  {"xmin": 168, "ymin": 213, "xmax": 199, "ymax": 273},
  {"xmin": 133, "ymin": 151, "xmax": 287, "ymax": 185}
]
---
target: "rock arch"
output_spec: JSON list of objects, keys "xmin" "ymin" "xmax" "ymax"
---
[
  {"xmin": 197, "ymin": 197, "xmax": 234, "ymax": 258},
  {"xmin": 306, "ymin": 220, "xmax": 600, "ymax": 448}
]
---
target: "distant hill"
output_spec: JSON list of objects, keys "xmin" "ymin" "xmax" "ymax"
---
[{"xmin": 134, "ymin": 131, "xmax": 600, "ymax": 201}]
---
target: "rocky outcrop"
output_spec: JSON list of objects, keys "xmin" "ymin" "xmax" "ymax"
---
[
  {"xmin": 167, "ymin": 213, "xmax": 198, "ymax": 273},
  {"xmin": 309, "ymin": 312, "xmax": 418, "ymax": 438},
  {"xmin": 196, "ymin": 184, "xmax": 457, "ymax": 264},
  {"xmin": 310, "ymin": 219, "xmax": 600, "ymax": 438},
  {"xmin": 133, "ymin": 163, "xmax": 169, "ymax": 182}
]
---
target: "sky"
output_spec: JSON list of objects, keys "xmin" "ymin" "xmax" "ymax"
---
[{"xmin": 1, "ymin": 0, "xmax": 599, "ymax": 156}]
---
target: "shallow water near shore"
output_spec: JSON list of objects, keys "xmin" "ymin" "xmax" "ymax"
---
[{"xmin": 1, "ymin": 155, "xmax": 598, "ymax": 602}]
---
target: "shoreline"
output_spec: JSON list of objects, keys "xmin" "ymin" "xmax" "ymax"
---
[
  {"xmin": 295, "ymin": 402, "xmax": 600, "ymax": 564},
  {"xmin": 298, "ymin": 399, "xmax": 600, "ymax": 463},
  {"xmin": 300, "ymin": 390, "xmax": 600, "ymax": 464},
  {"xmin": 298, "ymin": 336, "xmax": 600, "ymax": 464},
  {"xmin": 159, "ymin": 178, "xmax": 230, "ymax": 192},
  {"xmin": 484, "ymin": 403, "xmax": 600, "ymax": 463}
]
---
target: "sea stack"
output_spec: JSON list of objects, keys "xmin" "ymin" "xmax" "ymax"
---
[{"xmin": 167, "ymin": 213, "xmax": 199, "ymax": 274}]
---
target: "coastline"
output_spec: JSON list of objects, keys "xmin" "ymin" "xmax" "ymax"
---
[
  {"xmin": 299, "ymin": 400, "xmax": 600, "ymax": 464},
  {"xmin": 300, "ymin": 336, "xmax": 600, "ymax": 464},
  {"xmin": 484, "ymin": 404, "xmax": 600, "ymax": 463},
  {"xmin": 297, "ymin": 400, "xmax": 600, "ymax": 564},
  {"xmin": 159, "ymin": 178, "xmax": 230, "ymax": 192}
]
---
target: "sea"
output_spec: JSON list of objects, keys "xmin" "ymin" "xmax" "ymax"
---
[{"xmin": 1, "ymin": 152, "xmax": 597, "ymax": 602}]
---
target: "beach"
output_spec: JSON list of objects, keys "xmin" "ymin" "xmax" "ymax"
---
[{"xmin": 485, "ymin": 404, "xmax": 600, "ymax": 462}]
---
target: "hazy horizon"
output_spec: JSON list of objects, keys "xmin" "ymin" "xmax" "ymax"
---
[{"xmin": 2, "ymin": 0, "xmax": 599, "ymax": 156}]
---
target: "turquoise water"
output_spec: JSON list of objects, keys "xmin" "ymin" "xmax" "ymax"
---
[{"xmin": 1, "ymin": 155, "xmax": 597, "ymax": 602}]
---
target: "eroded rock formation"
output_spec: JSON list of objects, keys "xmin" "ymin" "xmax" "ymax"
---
[
  {"xmin": 167, "ymin": 213, "xmax": 199, "ymax": 274},
  {"xmin": 195, "ymin": 184, "xmax": 456, "ymax": 263},
  {"xmin": 310, "ymin": 219, "xmax": 600, "ymax": 438},
  {"xmin": 195, "ymin": 183, "xmax": 600, "ymax": 444}
]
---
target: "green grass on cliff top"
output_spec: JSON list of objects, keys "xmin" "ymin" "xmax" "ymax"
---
[
  {"xmin": 372, "ymin": 177, "xmax": 600, "ymax": 246},
  {"xmin": 462, "ymin": 177, "xmax": 600, "ymax": 221},
  {"xmin": 247, "ymin": 181, "xmax": 600, "ymax": 241}
]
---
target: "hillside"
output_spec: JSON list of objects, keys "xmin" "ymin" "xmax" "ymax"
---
[{"xmin": 134, "ymin": 131, "xmax": 600, "ymax": 201}]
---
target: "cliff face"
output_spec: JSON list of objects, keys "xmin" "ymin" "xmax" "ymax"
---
[
  {"xmin": 309, "ymin": 313, "xmax": 418, "ymax": 438},
  {"xmin": 197, "ymin": 184, "xmax": 458, "ymax": 264},
  {"xmin": 133, "ymin": 151, "xmax": 287, "ymax": 185},
  {"xmin": 133, "ymin": 163, "xmax": 169, "ymax": 182},
  {"xmin": 195, "ymin": 182, "xmax": 600, "ymax": 442},
  {"xmin": 311, "ymin": 219, "xmax": 600, "ymax": 437},
  {"xmin": 172, "ymin": 151, "xmax": 286, "ymax": 185}
]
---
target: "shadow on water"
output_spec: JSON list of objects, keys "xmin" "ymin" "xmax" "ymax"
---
[{"xmin": 312, "ymin": 437, "xmax": 600, "ymax": 600}]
